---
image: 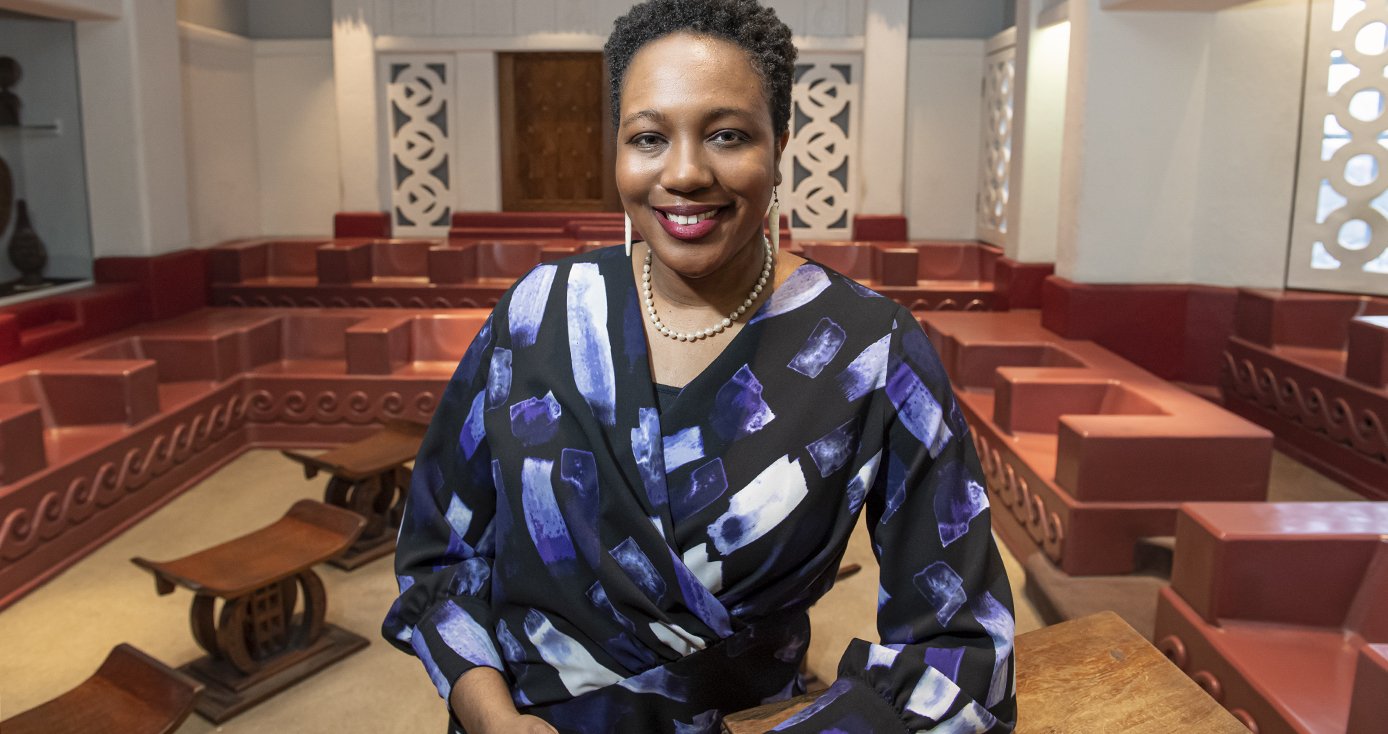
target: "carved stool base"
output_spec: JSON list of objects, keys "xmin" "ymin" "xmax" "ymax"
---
[{"xmin": 184, "ymin": 623, "xmax": 369, "ymax": 723}]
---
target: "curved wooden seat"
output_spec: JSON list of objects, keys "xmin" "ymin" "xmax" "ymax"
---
[
  {"xmin": 129, "ymin": 500, "xmax": 369, "ymax": 722},
  {"xmin": 131, "ymin": 500, "xmax": 365, "ymax": 597},
  {"xmin": 281, "ymin": 419, "xmax": 426, "ymax": 569},
  {"xmin": 1, "ymin": 643, "xmax": 202, "ymax": 734}
]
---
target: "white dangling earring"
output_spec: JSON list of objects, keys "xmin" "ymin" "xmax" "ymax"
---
[
  {"xmin": 768, "ymin": 189, "xmax": 780, "ymax": 255},
  {"xmin": 625, "ymin": 213, "xmax": 633, "ymax": 258}
]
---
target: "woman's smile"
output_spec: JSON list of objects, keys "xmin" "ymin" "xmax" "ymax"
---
[{"xmin": 652, "ymin": 204, "xmax": 727, "ymax": 240}]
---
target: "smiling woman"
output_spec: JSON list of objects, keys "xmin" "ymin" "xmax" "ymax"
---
[{"xmin": 383, "ymin": 2, "xmax": 1017, "ymax": 734}]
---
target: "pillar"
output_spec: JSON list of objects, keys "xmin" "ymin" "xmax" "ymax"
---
[
  {"xmin": 76, "ymin": 0, "xmax": 192, "ymax": 258},
  {"xmin": 332, "ymin": 0, "xmax": 381, "ymax": 213},
  {"xmin": 858, "ymin": 0, "xmax": 909, "ymax": 216}
]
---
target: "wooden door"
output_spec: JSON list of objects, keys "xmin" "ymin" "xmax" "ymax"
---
[{"xmin": 498, "ymin": 52, "xmax": 619, "ymax": 212}]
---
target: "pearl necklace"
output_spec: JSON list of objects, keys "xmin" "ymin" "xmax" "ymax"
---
[{"xmin": 643, "ymin": 239, "xmax": 774, "ymax": 342}]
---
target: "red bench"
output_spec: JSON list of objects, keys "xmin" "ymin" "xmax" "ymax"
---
[{"xmin": 1156, "ymin": 502, "xmax": 1388, "ymax": 734}]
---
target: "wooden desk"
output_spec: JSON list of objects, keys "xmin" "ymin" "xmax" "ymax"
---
[
  {"xmin": 131, "ymin": 500, "xmax": 368, "ymax": 723},
  {"xmin": 281, "ymin": 418, "xmax": 427, "ymax": 569},
  {"xmin": 722, "ymin": 612, "xmax": 1248, "ymax": 734}
]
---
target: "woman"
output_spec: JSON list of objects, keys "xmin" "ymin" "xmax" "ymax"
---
[{"xmin": 383, "ymin": 1, "xmax": 1016, "ymax": 732}]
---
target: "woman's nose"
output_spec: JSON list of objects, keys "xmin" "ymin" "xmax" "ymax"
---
[{"xmin": 660, "ymin": 139, "xmax": 715, "ymax": 194}]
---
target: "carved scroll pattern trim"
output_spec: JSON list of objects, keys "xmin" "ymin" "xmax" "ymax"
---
[
  {"xmin": 0, "ymin": 393, "xmax": 250, "ymax": 564},
  {"xmin": 1223, "ymin": 349, "xmax": 1388, "ymax": 462}
]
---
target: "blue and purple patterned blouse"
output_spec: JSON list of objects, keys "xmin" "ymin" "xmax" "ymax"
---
[{"xmin": 383, "ymin": 246, "xmax": 1016, "ymax": 733}]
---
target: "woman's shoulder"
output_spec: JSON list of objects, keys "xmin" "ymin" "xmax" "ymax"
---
[{"xmin": 790, "ymin": 258, "xmax": 914, "ymax": 325}]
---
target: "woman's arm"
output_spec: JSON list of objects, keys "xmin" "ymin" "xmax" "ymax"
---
[
  {"xmin": 450, "ymin": 668, "xmax": 556, "ymax": 734},
  {"xmin": 774, "ymin": 315, "xmax": 1017, "ymax": 733},
  {"xmin": 382, "ymin": 316, "xmax": 526, "ymax": 726}
]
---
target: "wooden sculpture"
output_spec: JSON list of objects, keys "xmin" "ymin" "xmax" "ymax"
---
[
  {"xmin": 0, "ymin": 643, "xmax": 203, "ymax": 734},
  {"xmin": 130, "ymin": 500, "xmax": 367, "ymax": 722},
  {"xmin": 281, "ymin": 418, "xmax": 428, "ymax": 569}
]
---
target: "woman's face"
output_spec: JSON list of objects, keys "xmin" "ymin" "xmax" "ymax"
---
[{"xmin": 616, "ymin": 32, "xmax": 785, "ymax": 279}]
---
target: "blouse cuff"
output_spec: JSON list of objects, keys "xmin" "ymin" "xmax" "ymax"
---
[
  {"xmin": 408, "ymin": 596, "xmax": 506, "ymax": 704},
  {"xmin": 767, "ymin": 677, "xmax": 906, "ymax": 734}
]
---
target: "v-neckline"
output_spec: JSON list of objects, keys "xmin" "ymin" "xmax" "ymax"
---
[{"xmin": 627, "ymin": 254, "xmax": 819, "ymax": 409}]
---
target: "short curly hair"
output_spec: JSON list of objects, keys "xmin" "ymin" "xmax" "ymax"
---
[{"xmin": 605, "ymin": 0, "xmax": 797, "ymax": 135}]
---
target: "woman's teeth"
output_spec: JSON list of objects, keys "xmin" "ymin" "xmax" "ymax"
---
[{"xmin": 661, "ymin": 210, "xmax": 718, "ymax": 226}]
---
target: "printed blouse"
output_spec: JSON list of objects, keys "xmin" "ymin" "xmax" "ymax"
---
[{"xmin": 383, "ymin": 246, "xmax": 1017, "ymax": 733}]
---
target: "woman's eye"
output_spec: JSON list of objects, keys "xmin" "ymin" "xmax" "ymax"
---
[
  {"xmin": 712, "ymin": 130, "xmax": 745, "ymax": 145},
  {"xmin": 632, "ymin": 134, "xmax": 664, "ymax": 148}
]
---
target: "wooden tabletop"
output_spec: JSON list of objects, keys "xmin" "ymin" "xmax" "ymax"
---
[
  {"xmin": 722, "ymin": 611, "xmax": 1247, "ymax": 734},
  {"xmin": 282, "ymin": 418, "xmax": 427, "ymax": 480}
]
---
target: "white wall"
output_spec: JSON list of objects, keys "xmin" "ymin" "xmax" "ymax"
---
[
  {"xmin": 248, "ymin": 0, "xmax": 330, "ymax": 38},
  {"xmin": 0, "ymin": 0, "xmax": 119, "ymax": 20},
  {"xmin": 176, "ymin": 0, "xmax": 247, "ymax": 35},
  {"xmin": 910, "ymin": 0, "xmax": 1009, "ymax": 38},
  {"xmin": 365, "ymin": 0, "xmax": 865, "ymax": 38},
  {"xmin": 858, "ymin": 0, "xmax": 910, "ymax": 216},
  {"xmin": 179, "ymin": 22, "xmax": 262, "ymax": 248},
  {"xmin": 904, "ymin": 39, "xmax": 984, "ymax": 239},
  {"xmin": 1187, "ymin": 0, "xmax": 1305, "ymax": 288},
  {"xmin": 1056, "ymin": 0, "xmax": 1305, "ymax": 286},
  {"xmin": 78, "ymin": 0, "xmax": 193, "ymax": 258},
  {"xmin": 1009, "ymin": 0, "xmax": 1070, "ymax": 263},
  {"xmin": 0, "ymin": 14, "xmax": 94, "ymax": 280},
  {"xmin": 255, "ymin": 40, "xmax": 340, "ymax": 234}
]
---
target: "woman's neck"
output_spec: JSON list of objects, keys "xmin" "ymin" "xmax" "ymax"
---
[{"xmin": 643, "ymin": 237, "xmax": 768, "ymax": 316}]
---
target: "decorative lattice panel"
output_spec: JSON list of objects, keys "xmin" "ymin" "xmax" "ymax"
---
[
  {"xmin": 976, "ymin": 40, "xmax": 1015, "ymax": 248},
  {"xmin": 1289, "ymin": 0, "xmax": 1388, "ymax": 294},
  {"xmin": 386, "ymin": 58, "xmax": 455, "ymax": 236},
  {"xmin": 781, "ymin": 55, "xmax": 862, "ymax": 241}
]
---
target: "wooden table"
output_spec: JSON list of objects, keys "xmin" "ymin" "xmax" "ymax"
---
[
  {"xmin": 281, "ymin": 418, "xmax": 427, "ymax": 569},
  {"xmin": 722, "ymin": 611, "xmax": 1249, "ymax": 734},
  {"xmin": 131, "ymin": 500, "xmax": 368, "ymax": 723}
]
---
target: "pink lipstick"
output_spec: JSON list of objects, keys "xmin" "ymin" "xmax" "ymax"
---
[{"xmin": 652, "ymin": 204, "xmax": 725, "ymax": 241}]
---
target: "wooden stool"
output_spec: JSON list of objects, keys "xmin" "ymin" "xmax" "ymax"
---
[
  {"xmin": 281, "ymin": 419, "xmax": 427, "ymax": 569},
  {"xmin": 131, "ymin": 500, "xmax": 368, "ymax": 723},
  {"xmin": 722, "ymin": 612, "xmax": 1248, "ymax": 734},
  {"xmin": 1, "ymin": 643, "xmax": 203, "ymax": 734}
]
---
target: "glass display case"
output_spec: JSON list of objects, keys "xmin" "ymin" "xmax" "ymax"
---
[{"xmin": 0, "ymin": 9, "xmax": 93, "ymax": 305}]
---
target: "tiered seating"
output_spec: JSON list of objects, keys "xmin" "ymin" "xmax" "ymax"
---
[
  {"xmin": 917, "ymin": 310, "xmax": 1272, "ymax": 577},
  {"xmin": 210, "ymin": 211, "xmax": 1005, "ymax": 312},
  {"xmin": 1221, "ymin": 289, "xmax": 1388, "ymax": 499},
  {"xmin": 0, "ymin": 306, "xmax": 487, "ymax": 612},
  {"xmin": 0, "ymin": 284, "xmax": 148, "ymax": 366},
  {"xmin": 799, "ymin": 240, "xmax": 999, "ymax": 311},
  {"xmin": 1155, "ymin": 502, "xmax": 1388, "ymax": 734}
]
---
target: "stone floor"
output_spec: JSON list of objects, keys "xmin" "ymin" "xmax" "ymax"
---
[{"xmin": 0, "ymin": 446, "xmax": 1349, "ymax": 730}]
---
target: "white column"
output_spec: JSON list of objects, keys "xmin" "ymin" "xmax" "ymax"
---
[
  {"xmin": 1056, "ymin": 0, "xmax": 1211, "ymax": 283},
  {"xmin": 1008, "ymin": 0, "xmax": 1071, "ymax": 263},
  {"xmin": 857, "ymin": 0, "xmax": 909, "ymax": 216},
  {"xmin": 1055, "ymin": 0, "xmax": 1305, "ymax": 286},
  {"xmin": 76, "ymin": 0, "xmax": 192, "ymax": 258},
  {"xmin": 903, "ymin": 39, "xmax": 985, "ymax": 240},
  {"xmin": 454, "ymin": 51, "xmax": 502, "ymax": 213},
  {"xmin": 332, "ymin": 0, "xmax": 381, "ymax": 213}
]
